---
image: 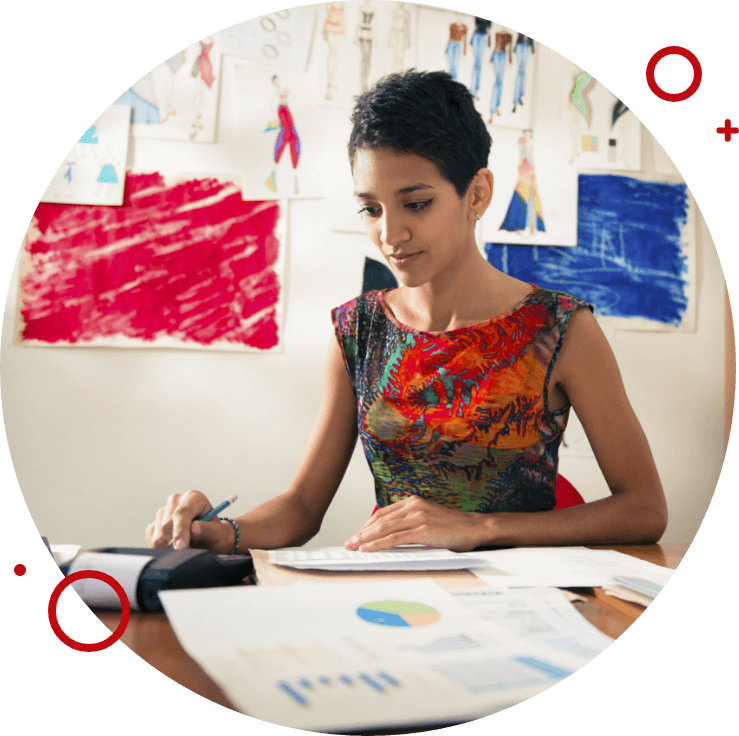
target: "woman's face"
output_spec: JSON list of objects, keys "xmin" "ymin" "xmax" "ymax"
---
[{"xmin": 352, "ymin": 148, "xmax": 475, "ymax": 288}]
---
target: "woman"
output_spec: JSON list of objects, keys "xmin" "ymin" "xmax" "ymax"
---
[{"xmin": 146, "ymin": 70, "xmax": 667, "ymax": 555}]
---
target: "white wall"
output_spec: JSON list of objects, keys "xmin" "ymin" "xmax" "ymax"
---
[{"xmin": 0, "ymin": 29, "xmax": 727, "ymax": 550}]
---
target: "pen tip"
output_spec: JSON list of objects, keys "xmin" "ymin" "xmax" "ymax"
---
[{"xmin": 228, "ymin": 494, "xmax": 237, "ymax": 503}]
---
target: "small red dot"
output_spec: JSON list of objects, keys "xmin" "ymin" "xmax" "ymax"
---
[{"xmin": 14, "ymin": 564, "xmax": 26, "ymax": 576}]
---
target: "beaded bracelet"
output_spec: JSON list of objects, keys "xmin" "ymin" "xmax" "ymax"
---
[{"xmin": 220, "ymin": 517, "xmax": 240, "ymax": 555}]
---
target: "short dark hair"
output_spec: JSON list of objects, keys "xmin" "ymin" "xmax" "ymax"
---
[{"xmin": 348, "ymin": 69, "xmax": 492, "ymax": 197}]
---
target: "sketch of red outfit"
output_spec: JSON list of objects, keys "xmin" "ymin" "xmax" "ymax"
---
[
  {"xmin": 274, "ymin": 105, "xmax": 300, "ymax": 169},
  {"xmin": 193, "ymin": 41, "xmax": 215, "ymax": 88}
]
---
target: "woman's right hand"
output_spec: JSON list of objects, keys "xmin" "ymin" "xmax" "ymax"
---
[{"xmin": 145, "ymin": 490, "xmax": 237, "ymax": 554}]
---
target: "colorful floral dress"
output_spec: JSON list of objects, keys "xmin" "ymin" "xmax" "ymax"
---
[{"xmin": 331, "ymin": 287, "xmax": 593, "ymax": 513}]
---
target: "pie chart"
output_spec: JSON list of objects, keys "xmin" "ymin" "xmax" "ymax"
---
[{"xmin": 356, "ymin": 601, "xmax": 441, "ymax": 627}]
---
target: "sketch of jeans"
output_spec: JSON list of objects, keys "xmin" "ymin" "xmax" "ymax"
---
[
  {"xmin": 513, "ymin": 42, "xmax": 531, "ymax": 105},
  {"xmin": 446, "ymin": 40, "xmax": 462, "ymax": 80},
  {"xmin": 470, "ymin": 32, "xmax": 486, "ymax": 97},
  {"xmin": 491, "ymin": 50, "xmax": 506, "ymax": 113}
]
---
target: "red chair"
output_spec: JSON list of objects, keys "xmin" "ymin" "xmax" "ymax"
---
[
  {"xmin": 370, "ymin": 474, "xmax": 584, "ymax": 515},
  {"xmin": 553, "ymin": 474, "xmax": 585, "ymax": 509}
]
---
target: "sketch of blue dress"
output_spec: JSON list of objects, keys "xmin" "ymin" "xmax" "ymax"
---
[
  {"xmin": 78, "ymin": 126, "xmax": 98, "ymax": 144},
  {"xmin": 500, "ymin": 136, "xmax": 545, "ymax": 233},
  {"xmin": 97, "ymin": 165, "xmax": 118, "ymax": 183},
  {"xmin": 116, "ymin": 88, "xmax": 160, "ymax": 124}
]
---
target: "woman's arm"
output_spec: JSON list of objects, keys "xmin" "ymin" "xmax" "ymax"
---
[
  {"xmin": 476, "ymin": 307, "xmax": 668, "ymax": 545},
  {"xmin": 345, "ymin": 308, "xmax": 668, "ymax": 552}
]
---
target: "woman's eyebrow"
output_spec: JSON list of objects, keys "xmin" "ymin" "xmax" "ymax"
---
[{"xmin": 353, "ymin": 184, "xmax": 434, "ymax": 198}]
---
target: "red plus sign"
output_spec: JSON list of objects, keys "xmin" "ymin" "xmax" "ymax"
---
[{"xmin": 717, "ymin": 119, "xmax": 739, "ymax": 141}]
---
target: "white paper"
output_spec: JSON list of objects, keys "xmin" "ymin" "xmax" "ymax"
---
[
  {"xmin": 67, "ymin": 552, "xmax": 153, "ymax": 611},
  {"xmin": 269, "ymin": 545, "xmax": 488, "ymax": 571},
  {"xmin": 469, "ymin": 546, "xmax": 675, "ymax": 588},
  {"xmin": 160, "ymin": 579, "xmax": 585, "ymax": 731},
  {"xmin": 49, "ymin": 544, "xmax": 81, "ymax": 567},
  {"xmin": 450, "ymin": 587, "xmax": 614, "ymax": 662}
]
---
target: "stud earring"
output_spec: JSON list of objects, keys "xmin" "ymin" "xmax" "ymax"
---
[{"xmin": 475, "ymin": 212, "xmax": 481, "ymax": 221}]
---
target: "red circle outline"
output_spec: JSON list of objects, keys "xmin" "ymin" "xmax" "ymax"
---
[
  {"xmin": 48, "ymin": 570, "xmax": 130, "ymax": 652},
  {"xmin": 646, "ymin": 46, "xmax": 702, "ymax": 102}
]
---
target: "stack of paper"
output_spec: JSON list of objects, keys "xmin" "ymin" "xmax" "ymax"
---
[
  {"xmin": 603, "ymin": 571, "xmax": 673, "ymax": 606},
  {"xmin": 269, "ymin": 545, "xmax": 488, "ymax": 571},
  {"xmin": 160, "ymin": 579, "xmax": 591, "ymax": 731},
  {"xmin": 467, "ymin": 547, "xmax": 675, "ymax": 588}
]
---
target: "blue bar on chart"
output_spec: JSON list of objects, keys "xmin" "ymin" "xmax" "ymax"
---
[
  {"xmin": 279, "ymin": 671, "xmax": 401, "ymax": 703},
  {"xmin": 278, "ymin": 681, "xmax": 309, "ymax": 706},
  {"xmin": 358, "ymin": 673, "xmax": 384, "ymax": 692},
  {"xmin": 378, "ymin": 671, "xmax": 402, "ymax": 688}
]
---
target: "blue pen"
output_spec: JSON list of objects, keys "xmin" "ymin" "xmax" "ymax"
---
[{"xmin": 200, "ymin": 494, "xmax": 238, "ymax": 522}]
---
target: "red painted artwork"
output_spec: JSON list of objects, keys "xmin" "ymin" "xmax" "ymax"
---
[{"xmin": 18, "ymin": 172, "xmax": 283, "ymax": 351}]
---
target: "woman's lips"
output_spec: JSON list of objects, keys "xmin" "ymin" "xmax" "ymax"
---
[{"xmin": 388, "ymin": 251, "xmax": 421, "ymax": 266}]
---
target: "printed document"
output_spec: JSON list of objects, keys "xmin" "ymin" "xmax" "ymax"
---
[
  {"xmin": 269, "ymin": 545, "xmax": 488, "ymax": 571},
  {"xmin": 468, "ymin": 546, "xmax": 675, "ymax": 587},
  {"xmin": 160, "ymin": 579, "xmax": 587, "ymax": 731},
  {"xmin": 450, "ymin": 587, "xmax": 614, "ymax": 661}
]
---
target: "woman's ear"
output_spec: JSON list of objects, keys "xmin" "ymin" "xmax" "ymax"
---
[{"xmin": 469, "ymin": 168, "xmax": 494, "ymax": 218}]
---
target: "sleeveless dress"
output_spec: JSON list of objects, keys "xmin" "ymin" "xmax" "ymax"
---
[{"xmin": 331, "ymin": 287, "xmax": 593, "ymax": 514}]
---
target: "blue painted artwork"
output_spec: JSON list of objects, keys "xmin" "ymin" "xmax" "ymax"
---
[
  {"xmin": 97, "ymin": 165, "xmax": 118, "ymax": 184},
  {"xmin": 486, "ymin": 174, "xmax": 691, "ymax": 326},
  {"xmin": 78, "ymin": 126, "xmax": 98, "ymax": 144},
  {"xmin": 114, "ymin": 87, "xmax": 161, "ymax": 125}
]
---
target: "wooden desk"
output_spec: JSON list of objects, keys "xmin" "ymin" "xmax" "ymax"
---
[{"xmin": 96, "ymin": 543, "xmax": 689, "ymax": 717}]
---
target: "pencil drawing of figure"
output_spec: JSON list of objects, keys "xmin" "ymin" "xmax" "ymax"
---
[
  {"xmin": 500, "ymin": 129, "xmax": 545, "ymax": 236},
  {"xmin": 489, "ymin": 27, "xmax": 512, "ymax": 121},
  {"xmin": 568, "ymin": 70, "xmax": 596, "ymax": 162},
  {"xmin": 160, "ymin": 50, "xmax": 186, "ymax": 122},
  {"xmin": 512, "ymin": 34, "xmax": 534, "ymax": 113},
  {"xmin": 190, "ymin": 37, "xmax": 216, "ymax": 140},
  {"xmin": 469, "ymin": 17, "xmax": 491, "ymax": 100},
  {"xmin": 388, "ymin": 2, "xmax": 411, "ymax": 73},
  {"xmin": 446, "ymin": 12, "xmax": 467, "ymax": 81},
  {"xmin": 323, "ymin": 2, "xmax": 345, "ymax": 100},
  {"xmin": 265, "ymin": 75, "xmax": 301, "ymax": 195},
  {"xmin": 355, "ymin": 0, "xmax": 376, "ymax": 93}
]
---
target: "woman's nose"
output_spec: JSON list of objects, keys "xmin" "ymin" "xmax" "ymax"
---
[{"xmin": 381, "ymin": 213, "xmax": 410, "ymax": 246}]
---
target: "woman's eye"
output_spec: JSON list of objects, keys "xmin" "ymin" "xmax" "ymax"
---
[
  {"xmin": 357, "ymin": 199, "xmax": 434, "ymax": 217},
  {"xmin": 406, "ymin": 199, "xmax": 433, "ymax": 211}
]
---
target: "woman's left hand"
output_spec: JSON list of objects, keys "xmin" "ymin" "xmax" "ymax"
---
[{"xmin": 344, "ymin": 496, "xmax": 487, "ymax": 553}]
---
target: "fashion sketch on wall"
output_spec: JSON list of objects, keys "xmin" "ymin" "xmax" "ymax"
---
[
  {"xmin": 388, "ymin": 2, "xmax": 412, "ymax": 72},
  {"xmin": 564, "ymin": 64, "xmax": 641, "ymax": 171},
  {"xmin": 41, "ymin": 103, "xmax": 131, "ymax": 206},
  {"xmin": 236, "ymin": 62, "xmax": 324, "ymax": 201},
  {"xmin": 265, "ymin": 76, "xmax": 301, "ymax": 196},
  {"xmin": 416, "ymin": 9, "xmax": 535, "ymax": 130},
  {"xmin": 482, "ymin": 43, "xmax": 580, "ymax": 247},
  {"xmin": 499, "ymin": 129, "xmax": 545, "ymax": 236},
  {"xmin": 311, "ymin": 1, "xmax": 419, "ymax": 110},
  {"xmin": 115, "ymin": 38, "xmax": 222, "ymax": 142}
]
